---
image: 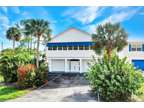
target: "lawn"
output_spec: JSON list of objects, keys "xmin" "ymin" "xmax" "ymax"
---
[{"xmin": 0, "ymin": 86, "xmax": 29, "ymax": 102}]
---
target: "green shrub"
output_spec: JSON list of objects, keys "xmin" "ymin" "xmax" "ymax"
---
[
  {"xmin": 0, "ymin": 48, "xmax": 34, "ymax": 83},
  {"xmin": 86, "ymin": 52, "xmax": 144, "ymax": 102},
  {"xmin": 34, "ymin": 63, "xmax": 48, "ymax": 87}
]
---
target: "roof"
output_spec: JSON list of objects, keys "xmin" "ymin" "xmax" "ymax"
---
[{"xmin": 50, "ymin": 27, "xmax": 91, "ymax": 41}]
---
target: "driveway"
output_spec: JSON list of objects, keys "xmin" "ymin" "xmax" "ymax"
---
[{"xmin": 9, "ymin": 75, "xmax": 97, "ymax": 102}]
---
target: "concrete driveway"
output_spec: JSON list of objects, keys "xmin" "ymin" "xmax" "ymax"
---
[{"xmin": 9, "ymin": 75, "xmax": 97, "ymax": 102}]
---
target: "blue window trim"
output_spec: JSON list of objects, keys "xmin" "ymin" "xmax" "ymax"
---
[
  {"xmin": 142, "ymin": 44, "xmax": 144, "ymax": 51},
  {"xmin": 129, "ymin": 44, "xmax": 131, "ymax": 52},
  {"xmin": 47, "ymin": 42, "xmax": 96, "ymax": 47}
]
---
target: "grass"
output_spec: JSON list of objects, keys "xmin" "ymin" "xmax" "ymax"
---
[{"xmin": 0, "ymin": 86, "xmax": 29, "ymax": 102}]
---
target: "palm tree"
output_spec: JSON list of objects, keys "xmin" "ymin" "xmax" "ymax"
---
[
  {"xmin": 92, "ymin": 22, "xmax": 128, "ymax": 58},
  {"xmin": 19, "ymin": 20, "xmax": 34, "ymax": 50},
  {"xmin": 20, "ymin": 19, "xmax": 51, "ymax": 68},
  {"xmin": 20, "ymin": 36, "xmax": 32, "ymax": 49},
  {"xmin": 6, "ymin": 27, "xmax": 21, "ymax": 49}
]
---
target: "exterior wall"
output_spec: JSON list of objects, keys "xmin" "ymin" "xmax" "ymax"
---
[{"xmin": 46, "ymin": 49, "xmax": 98, "ymax": 59}]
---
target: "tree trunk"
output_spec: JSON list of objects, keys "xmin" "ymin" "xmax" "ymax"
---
[
  {"xmin": 28, "ymin": 41, "xmax": 30, "ymax": 50},
  {"xmin": 36, "ymin": 35, "xmax": 40, "ymax": 68},
  {"xmin": 13, "ymin": 39, "xmax": 15, "ymax": 49},
  {"xmin": 30, "ymin": 35, "xmax": 33, "ymax": 49},
  {"xmin": 107, "ymin": 48, "xmax": 112, "ymax": 59}
]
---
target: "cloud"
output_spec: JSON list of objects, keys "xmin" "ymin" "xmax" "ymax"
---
[
  {"xmin": 87, "ymin": 7, "xmax": 141, "ymax": 33},
  {"xmin": 99, "ymin": 7, "xmax": 140, "ymax": 25},
  {"xmin": 0, "ymin": 15, "xmax": 10, "ymax": 30},
  {"xmin": 63, "ymin": 7, "xmax": 105, "ymax": 24}
]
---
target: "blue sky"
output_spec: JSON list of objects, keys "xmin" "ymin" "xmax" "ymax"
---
[{"xmin": 0, "ymin": 6, "xmax": 144, "ymax": 49}]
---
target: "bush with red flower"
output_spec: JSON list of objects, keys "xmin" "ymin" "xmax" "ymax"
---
[
  {"xmin": 17, "ymin": 64, "xmax": 36, "ymax": 88},
  {"xmin": 17, "ymin": 63, "xmax": 48, "ymax": 89}
]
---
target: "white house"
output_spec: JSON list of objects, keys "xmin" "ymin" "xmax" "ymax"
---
[{"xmin": 46, "ymin": 27, "xmax": 144, "ymax": 73}]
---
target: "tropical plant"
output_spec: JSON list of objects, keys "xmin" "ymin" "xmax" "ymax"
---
[
  {"xmin": 92, "ymin": 22, "xmax": 128, "ymax": 58},
  {"xmin": 86, "ymin": 51, "xmax": 144, "ymax": 101},
  {"xmin": 6, "ymin": 27, "xmax": 21, "ymax": 49},
  {"xmin": 20, "ymin": 19, "xmax": 51, "ymax": 68},
  {"xmin": 17, "ymin": 64, "xmax": 36, "ymax": 88},
  {"xmin": 18, "ymin": 20, "xmax": 34, "ymax": 50},
  {"xmin": 34, "ymin": 63, "xmax": 48, "ymax": 87},
  {"xmin": 0, "ymin": 48, "xmax": 34, "ymax": 83}
]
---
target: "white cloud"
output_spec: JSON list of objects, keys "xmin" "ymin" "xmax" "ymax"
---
[
  {"xmin": 0, "ymin": 15, "xmax": 10, "ymax": 30},
  {"xmin": 63, "ymin": 7, "xmax": 104, "ymax": 24},
  {"xmin": 102, "ymin": 11, "xmax": 137, "ymax": 24},
  {"xmin": 87, "ymin": 7, "xmax": 140, "ymax": 33},
  {"xmin": 99, "ymin": 7, "xmax": 140, "ymax": 25}
]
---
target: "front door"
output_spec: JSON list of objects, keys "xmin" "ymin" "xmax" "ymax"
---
[{"xmin": 70, "ymin": 61, "xmax": 80, "ymax": 72}]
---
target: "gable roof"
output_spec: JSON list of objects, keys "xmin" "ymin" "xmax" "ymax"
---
[{"xmin": 50, "ymin": 27, "xmax": 92, "ymax": 42}]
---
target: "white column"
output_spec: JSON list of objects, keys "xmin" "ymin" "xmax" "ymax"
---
[
  {"xmin": 65, "ymin": 59, "xmax": 68, "ymax": 72},
  {"xmin": 80, "ymin": 59, "xmax": 82, "ymax": 73},
  {"xmin": 48, "ymin": 59, "xmax": 52, "ymax": 72}
]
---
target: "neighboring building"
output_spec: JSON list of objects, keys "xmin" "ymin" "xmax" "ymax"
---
[{"xmin": 46, "ymin": 27, "xmax": 144, "ymax": 73}]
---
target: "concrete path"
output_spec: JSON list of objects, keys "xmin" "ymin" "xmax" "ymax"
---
[{"xmin": 9, "ymin": 75, "xmax": 97, "ymax": 102}]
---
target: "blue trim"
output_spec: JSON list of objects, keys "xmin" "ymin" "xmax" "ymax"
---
[
  {"xmin": 132, "ymin": 60, "xmax": 144, "ymax": 71},
  {"xmin": 47, "ymin": 42, "xmax": 95, "ymax": 47},
  {"xmin": 142, "ymin": 44, "xmax": 144, "ymax": 51},
  {"xmin": 129, "ymin": 44, "xmax": 131, "ymax": 52}
]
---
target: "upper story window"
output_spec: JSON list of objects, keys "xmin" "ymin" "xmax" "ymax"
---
[
  {"xmin": 129, "ymin": 44, "xmax": 144, "ymax": 52},
  {"xmin": 47, "ymin": 45, "xmax": 93, "ymax": 51}
]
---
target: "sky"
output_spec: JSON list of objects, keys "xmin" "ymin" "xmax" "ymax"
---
[{"xmin": 0, "ymin": 6, "xmax": 144, "ymax": 49}]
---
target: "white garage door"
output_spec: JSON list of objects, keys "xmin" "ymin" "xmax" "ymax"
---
[
  {"xmin": 51, "ymin": 59, "xmax": 65, "ymax": 72},
  {"xmin": 83, "ymin": 60, "xmax": 90, "ymax": 72}
]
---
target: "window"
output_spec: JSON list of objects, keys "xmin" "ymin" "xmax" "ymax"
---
[
  {"xmin": 84, "ymin": 46, "xmax": 89, "ymax": 50},
  {"xmin": 48, "ymin": 47, "xmax": 52, "ymax": 50},
  {"xmin": 131, "ymin": 44, "xmax": 142, "ymax": 51},
  {"xmin": 79, "ymin": 46, "xmax": 84, "ymax": 50},
  {"xmin": 53, "ymin": 46, "xmax": 57, "ymax": 50},
  {"xmin": 73, "ymin": 46, "xmax": 78, "ymax": 50},
  {"xmin": 58, "ymin": 46, "xmax": 62, "ymax": 50},
  {"xmin": 68, "ymin": 46, "xmax": 73, "ymax": 50},
  {"xmin": 63, "ymin": 46, "xmax": 67, "ymax": 50}
]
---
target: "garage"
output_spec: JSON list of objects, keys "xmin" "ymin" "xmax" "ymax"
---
[
  {"xmin": 132, "ymin": 60, "xmax": 144, "ymax": 71},
  {"xmin": 51, "ymin": 59, "xmax": 65, "ymax": 72}
]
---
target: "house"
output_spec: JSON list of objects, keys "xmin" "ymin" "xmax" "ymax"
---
[{"xmin": 46, "ymin": 27, "xmax": 144, "ymax": 73}]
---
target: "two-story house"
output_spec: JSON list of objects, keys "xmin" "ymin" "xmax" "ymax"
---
[{"xmin": 46, "ymin": 27, "xmax": 144, "ymax": 73}]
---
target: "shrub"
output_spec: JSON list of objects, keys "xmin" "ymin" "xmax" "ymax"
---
[
  {"xmin": 86, "ymin": 52, "xmax": 144, "ymax": 101},
  {"xmin": 17, "ymin": 64, "xmax": 36, "ymax": 88},
  {"xmin": 0, "ymin": 48, "xmax": 34, "ymax": 83},
  {"xmin": 34, "ymin": 63, "xmax": 48, "ymax": 87},
  {"xmin": 17, "ymin": 63, "xmax": 48, "ymax": 88}
]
